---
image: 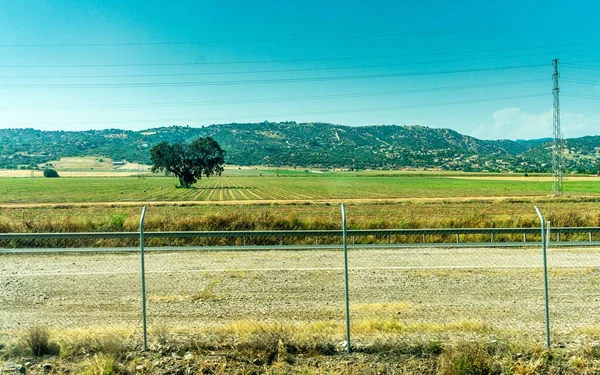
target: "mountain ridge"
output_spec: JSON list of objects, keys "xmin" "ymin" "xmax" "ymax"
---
[{"xmin": 1, "ymin": 122, "xmax": 598, "ymax": 173}]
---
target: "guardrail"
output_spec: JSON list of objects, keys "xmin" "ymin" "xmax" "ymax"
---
[{"xmin": 2, "ymin": 227, "xmax": 600, "ymax": 253}]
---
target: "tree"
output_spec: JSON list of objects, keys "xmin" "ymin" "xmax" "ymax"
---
[
  {"xmin": 43, "ymin": 168, "xmax": 60, "ymax": 178},
  {"xmin": 150, "ymin": 137, "xmax": 225, "ymax": 188}
]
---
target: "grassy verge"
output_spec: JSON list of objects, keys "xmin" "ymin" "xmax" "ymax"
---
[
  {"xmin": 2, "ymin": 198, "xmax": 600, "ymax": 235},
  {"xmin": 2, "ymin": 323, "xmax": 600, "ymax": 374}
]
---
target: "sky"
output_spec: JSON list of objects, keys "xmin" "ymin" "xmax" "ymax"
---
[{"xmin": 0, "ymin": 0, "xmax": 599, "ymax": 140}]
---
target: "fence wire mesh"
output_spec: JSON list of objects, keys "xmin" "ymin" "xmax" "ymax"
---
[
  {"xmin": 143, "ymin": 246, "xmax": 345, "ymax": 339},
  {"xmin": 1, "ymin": 213, "xmax": 600, "ymax": 349},
  {"xmin": 0, "ymin": 252, "xmax": 140, "ymax": 332},
  {"xmin": 547, "ymin": 245, "xmax": 600, "ymax": 342},
  {"xmin": 346, "ymin": 246, "xmax": 547, "ymax": 344}
]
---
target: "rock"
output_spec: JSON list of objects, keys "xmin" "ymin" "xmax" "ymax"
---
[
  {"xmin": 0, "ymin": 363, "xmax": 27, "ymax": 374},
  {"xmin": 3, "ymin": 364, "xmax": 27, "ymax": 374},
  {"xmin": 136, "ymin": 364, "xmax": 145, "ymax": 372}
]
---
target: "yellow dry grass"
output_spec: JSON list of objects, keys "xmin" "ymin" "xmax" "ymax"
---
[
  {"xmin": 453, "ymin": 176, "xmax": 600, "ymax": 182},
  {"xmin": 352, "ymin": 301, "xmax": 414, "ymax": 314}
]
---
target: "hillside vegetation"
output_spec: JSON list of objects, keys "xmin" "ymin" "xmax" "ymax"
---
[{"xmin": 2, "ymin": 122, "xmax": 599, "ymax": 173}]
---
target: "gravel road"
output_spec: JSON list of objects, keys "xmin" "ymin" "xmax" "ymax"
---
[{"xmin": 1, "ymin": 247, "xmax": 599, "ymax": 340}]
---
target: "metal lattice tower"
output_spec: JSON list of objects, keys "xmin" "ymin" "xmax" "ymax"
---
[{"xmin": 552, "ymin": 58, "xmax": 563, "ymax": 196}]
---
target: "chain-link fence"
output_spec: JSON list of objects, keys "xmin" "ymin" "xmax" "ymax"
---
[
  {"xmin": 0, "ymin": 251, "xmax": 140, "ymax": 332},
  {"xmin": 1, "ymin": 205, "xmax": 600, "ymax": 350}
]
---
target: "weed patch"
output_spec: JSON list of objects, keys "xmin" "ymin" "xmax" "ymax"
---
[{"xmin": 23, "ymin": 326, "xmax": 60, "ymax": 357}]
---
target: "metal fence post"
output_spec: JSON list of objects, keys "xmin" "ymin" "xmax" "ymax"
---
[
  {"xmin": 341, "ymin": 204, "xmax": 351, "ymax": 353},
  {"xmin": 534, "ymin": 206, "xmax": 551, "ymax": 348},
  {"xmin": 139, "ymin": 206, "xmax": 148, "ymax": 351}
]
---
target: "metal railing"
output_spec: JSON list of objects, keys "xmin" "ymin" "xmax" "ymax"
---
[{"xmin": 2, "ymin": 226, "xmax": 600, "ymax": 253}]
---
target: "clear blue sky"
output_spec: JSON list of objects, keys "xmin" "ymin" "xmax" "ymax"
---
[{"xmin": 0, "ymin": 0, "xmax": 599, "ymax": 139}]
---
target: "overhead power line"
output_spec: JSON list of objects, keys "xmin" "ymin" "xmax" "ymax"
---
[
  {"xmin": 562, "ymin": 59, "xmax": 600, "ymax": 65},
  {"xmin": 1, "ymin": 42, "xmax": 600, "ymax": 68},
  {"xmin": 562, "ymin": 78, "xmax": 600, "ymax": 85},
  {"xmin": 2, "ymin": 48, "xmax": 598, "ymax": 79},
  {"xmin": 0, "ymin": 64, "xmax": 547, "ymax": 89},
  {"xmin": 0, "ymin": 79, "xmax": 546, "ymax": 110},
  {"xmin": 4, "ymin": 93, "xmax": 547, "ymax": 127},
  {"xmin": 562, "ymin": 63, "xmax": 600, "ymax": 70},
  {"xmin": 0, "ymin": 22, "xmax": 597, "ymax": 47},
  {"xmin": 563, "ymin": 93, "xmax": 600, "ymax": 100}
]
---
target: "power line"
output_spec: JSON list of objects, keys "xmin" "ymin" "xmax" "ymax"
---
[
  {"xmin": 3, "ymin": 93, "xmax": 547, "ymax": 127},
  {"xmin": 562, "ymin": 78, "xmax": 600, "ymax": 85},
  {"xmin": 1, "ymin": 42, "xmax": 600, "ymax": 68},
  {"xmin": 0, "ymin": 79, "xmax": 546, "ymax": 110},
  {"xmin": 563, "ymin": 93, "xmax": 600, "ymax": 100},
  {"xmin": 1, "ymin": 22, "xmax": 597, "ymax": 47},
  {"xmin": 2, "ymin": 48, "xmax": 598, "ymax": 79},
  {"xmin": 561, "ymin": 63, "xmax": 600, "ymax": 70},
  {"xmin": 0, "ymin": 64, "xmax": 547, "ymax": 89},
  {"xmin": 562, "ymin": 58, "xmax": 600, "ymax": 65}
]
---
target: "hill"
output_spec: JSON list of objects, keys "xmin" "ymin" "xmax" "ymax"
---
[{"xmin": 1, "ymin": 122, "xmax": 599, "ymax": 173}]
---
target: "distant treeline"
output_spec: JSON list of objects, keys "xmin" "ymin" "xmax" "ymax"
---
[{"xmin": 1, "ymin": 122, "xmax": 599, "ymax": 173}]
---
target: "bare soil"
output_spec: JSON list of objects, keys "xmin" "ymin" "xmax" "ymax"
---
[{"xmin": 1, "ymin": 246, "xmax": 600, "ymax": 343}]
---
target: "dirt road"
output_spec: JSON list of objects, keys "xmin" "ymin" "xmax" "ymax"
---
[
  {"xmin": 0, "ymin": 195, "xmax": 573, "ymax": 209},
  {"xmin": 1, "ymin": 247, "xmax": 599, "ymax": 341}
]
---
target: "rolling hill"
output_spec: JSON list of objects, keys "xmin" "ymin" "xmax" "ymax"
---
[{"xmin": 1, "ymin": 122, "xmax": 598, "ymax": 173}]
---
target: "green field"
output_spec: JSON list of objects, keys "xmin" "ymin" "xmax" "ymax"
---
[
  {"xmin": 1, "ymin": 171, "xmax": 599, "ymax": 232},
  {"xmin": 1, "ymin": 173, "xmax": 599, "ymax": 204}
]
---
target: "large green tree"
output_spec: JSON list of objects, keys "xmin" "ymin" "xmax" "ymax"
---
[{"xmin": 150, "ymin": 137, "xmax": 225, "ymax": 188}]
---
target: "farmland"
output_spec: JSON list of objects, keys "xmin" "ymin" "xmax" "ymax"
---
[
  {"xmin": 1, "ymin": 170, "xmax": 600, "ymax": 233},
  {"xmin": 3, "ymin": 170, "xmax": 600, "ymax": 373},
  {"xmin": 1, "ymin": 170, "xmax": 600, "ymax": 205}
]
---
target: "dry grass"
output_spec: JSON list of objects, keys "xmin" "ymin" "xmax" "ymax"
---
[
  {"xmin": 353, "ymin": 319, "xmax": 494, "ymax": 335},
  {"xmin": 22, "ymin": 326, "xmax": 60, "ymax": 357},
  {"xmin": 548, "ymin": 267, "xmax": 598, "ymax": 277},
  {"xmin": 3, "ymin": 195, "xmax": 600, "ymax": 241},
  {"xmin": 4, "ymin": 324, "xmax": 600, "ymax": 374},
  {"xmin": 148, "ymin": 277, "xmax": 222, "ymax": 304},
  {"xmin": 438, "ymin": 341, "xmax": 498, "ymax": 375},
  {"xmin": 352, "ymin": 301, "xmax": 414, "ymax": 314}
]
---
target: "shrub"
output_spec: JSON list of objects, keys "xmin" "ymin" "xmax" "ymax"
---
[
  {"xmin": 438, "ymin": 342, "xmax": 499, "ymax": 375},
  {"xmin": 23, "ymin": 326, "xmax": 59, "ymax": 356},
  {"xmin": 43, "ymin": 168, "xmax": 60, "ymax": 178}
]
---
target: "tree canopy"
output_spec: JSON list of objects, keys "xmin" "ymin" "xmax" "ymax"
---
[
  {"xmin": 150, "ymin": 137, "xmax": 225, "ymax": 188},
  {"xmin": 43, "ymin": 168, "xmax": 59, "ymax": 178}
]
